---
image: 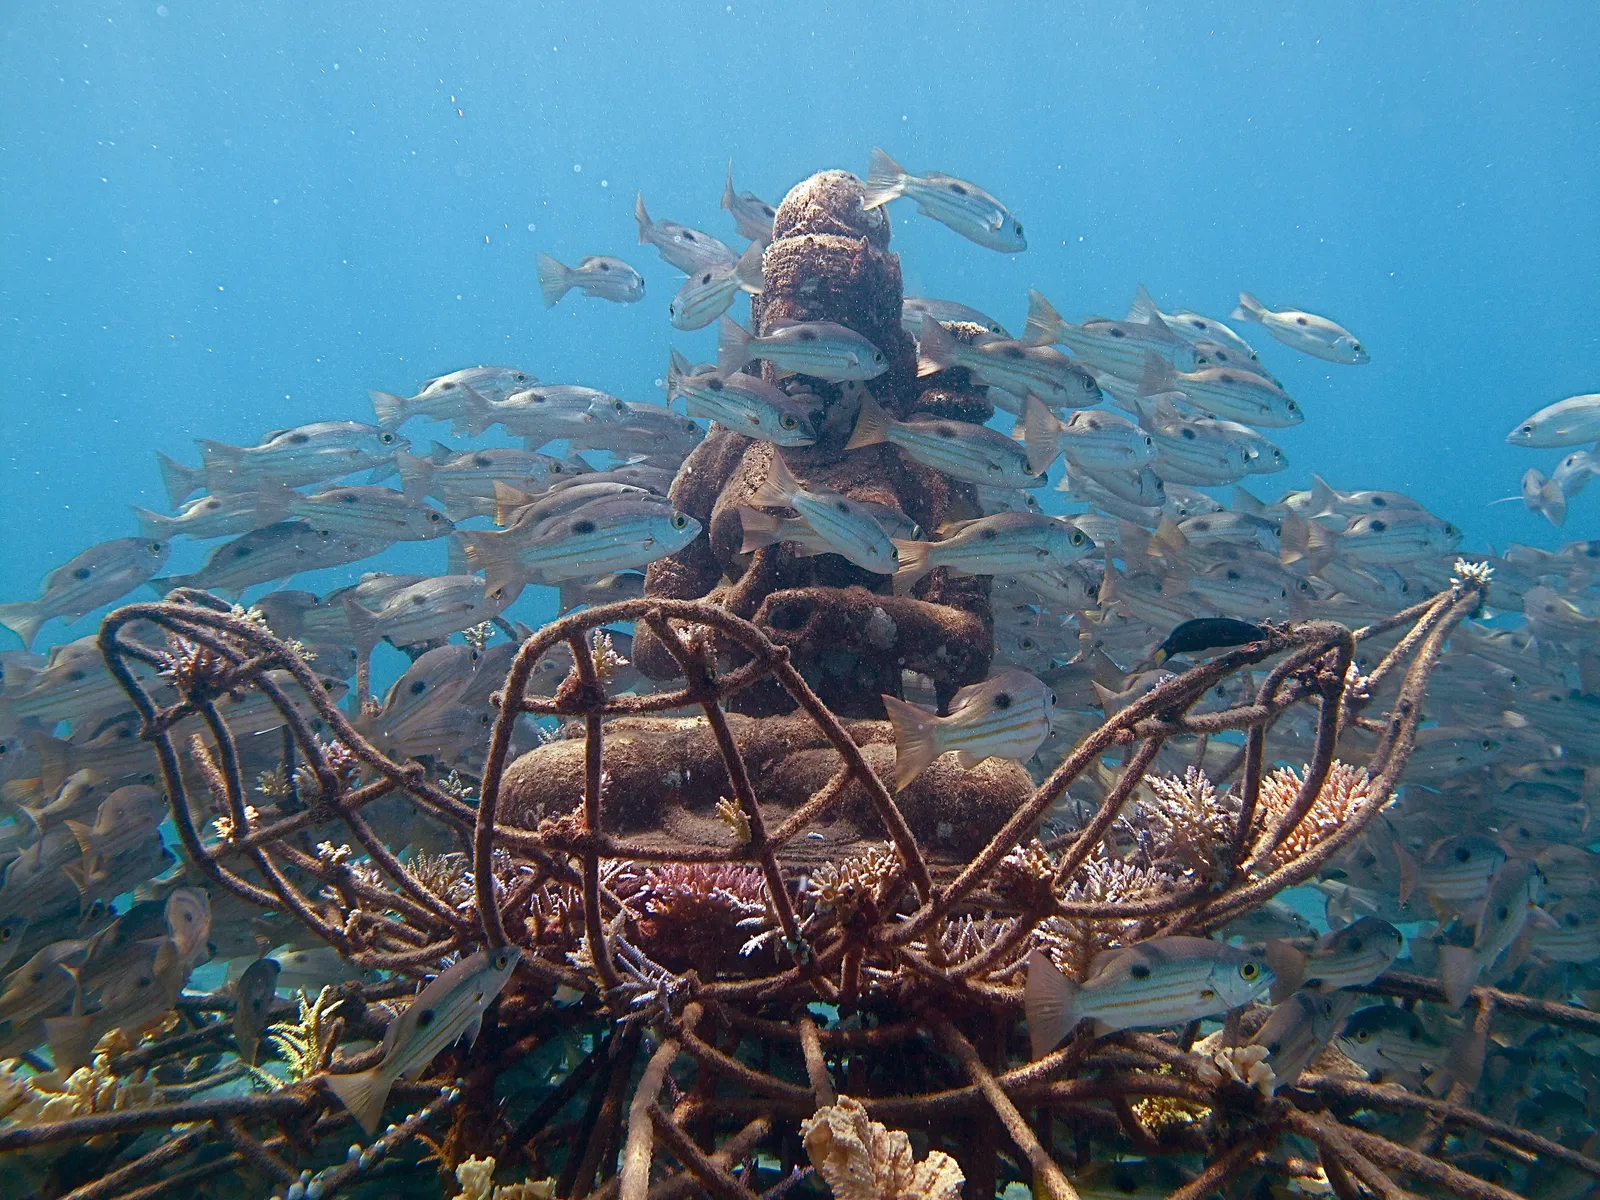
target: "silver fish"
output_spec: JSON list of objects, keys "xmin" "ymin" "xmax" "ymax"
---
[
  {"xmin": 740, "ymin": 453, "xmax": 899, "ymax": 574},
  {"xmin": 344, "ymin": 575, "xmax": 516, "ymax": 655},
  {"xmin": 903, "ymin": 297, "xmax": 1009, "ymax": 338},
  {"xmin": 863, "ymin": 147, "xmax": 1025, "ymax": 252},
  {"xmin": 668, "ymin": 242, "xmax": 764, "ymax": 330},
  {"xmin": 1023, "ymin": 397, "xmax": 1156, "ymax": 477},
  {"xmin": 1024, "ymin": 289, "xmax": 1200, "ymax": 375},
  {"xmin": 461, "ymin": 495, "xmax": 700, "ymax": 592},
  {"xmin": 155, "ymin": 522, "xmax": 391, "ymax": 600},
  {"xmin": 396, "ymin": 441, "xmax": 591, "ymax": 520},
  {"xmin": 1140, "ymin": 352, "xmax": 1304, "ymax": 428},
  {"xmin": 881, "ymin": 668, "xmax": 1056, "ymax": 790},
  {"xmin": 917, "ymin": 317, "xmax": 1101, "ymax": 408},
  {"xmin": 847, "ymin": 393, "xmax": 1043, "ymax": 489},
  {"xmin": 0, "ymin": 538, "xmax": 170, "ymax": 650},
  {"xmin": 1265, "ymin": 915, "xmax": 1403, "ymax": 1002},
  {"xmin": 324, "ymin": 945, "xmax": 521, "ymax": 1134},
  {"xmin": 718, "ymin": 317, "xmax": 887, "ymax": 382},
  {"xmin": 232, "ymin": 955, "xmax": 281, "ymax": 1066},
  {"xmin": 1505, "ymin": 394, "xmax": 1600, "ymax": 448},
  {"xmin": 458, "ymin": 383, "xmax": 630, "ymax": 443},
  {"xmin": 162, "ymin": 422, "xmax": 406, "ymax": 502},
  {"xmin": 722, "ymin": 161, "xmax": 777, "ymax": 244},
  {"xmin": 368, "ymin": 367, "xmax": 537, "ymax": 431},
  {"xmin": 634, "ymin": 192, "xmax": 736, "ymax": 274},
  {"xmin": 1232, "ymin": 292, "xmax": 1368, "ymax": 364},
  {"xmin": 1125, "ymin": 285, "xmax": 1260, "ymax": 362},
  {"xmin": 1025, "ymin": 937, "xmax": 1273, "ymax": 1056},
  {"xmin": 535, "ymin": 253, "xmax": 645, "ymax": 308},
  {"xmin": 255, "ymin": 482, "xmax": 453, "ymax": 541},
  {"xmin": 895, "ymin": 512, "xmax": 1094, "ymax": 590},
  {"xmin": 667, "ymin": 350, "xmax": 819, "ymax": 446},
  {"xmin": 132, "ymin": 491, "xmax": 261, "ymax": 542},
  {"xmin": 1438, "ymin": 858, "xmax": 1549, "ymax": 1007}
]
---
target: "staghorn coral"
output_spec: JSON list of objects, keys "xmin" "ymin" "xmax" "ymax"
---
[
  {"xmin": 802, "ymin": 841, "xmax": 902, "ymax": 924},
  {"xmin": 1251, "ymin": 760, "xmax": 1384, "ymax": 871},
  {"xmin": 800, "ymin": 1095, "xmax": 965, "ymax": 1200},
  {"xmin": 1138, "ymin": 766, "xmax": 1241, "ymax": 883},
  {"xmin": 1033, "ymin": 851, "xmax": 1177, "ymax": 981}
]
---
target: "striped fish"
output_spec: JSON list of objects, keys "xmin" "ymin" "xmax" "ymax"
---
[
  {"xmin": 1250, "ymin": 990, "xmax": 1357, "ymax": 1087},
  {"xmin": 1023, "ymin": 289, "xmax": 1200, "ymax": 376},
  {"xmin": 917, "ymin": 316, "xmax": 1100, "ymax": 407},
  {"xmin": 862, "ymin": 147, "xmax": 1025, "ymax": 252},
  {"xmin": 666, "ymin": 350, "xmax": 818, "ymax": 447},
  {"xmin": 880, "ymin": 668, "xmax": 1055, "ymax": 790},
  {"xmin": 739, "ymin": 453, "xmax": 898, "ymax": 574},
  {"xmin": 717, "ymin": 316, "xmax": 886, "ymax": 382},
  {"xmin": 1140, "ymin": 352, "xmax": 1304, "ymax": 428},
  {"xmin": 896, "ymin": 512, "xmax": 1092, "ymax": 591},
  {"xmin": 325, "ymin": 946, "xmax": 521, "ymax": 1134},
  {"xmin": 847, "ymin": 392, "xmax": 1043, "ymax": 489},
  {"xmin": 460, "ymin": 496, "xmax": 700, "ymax": 593},
  {"xmin": 1264, "ymin": 915, "xmax": 1403, "ymax": 1002},
  {"xmin": 1126, "ymin": 285, "xmax": 1261, "ymax": 361},
  {"xmin": 1023, "ymin": 396, "xmax": 1155, "ymax": 476},
  {"xmin": 668, "ymin": 243, "xmax": 765, "ymax": 330},
  {"xmin": 1026, "ymin": 937, "xmax": 1273, "ymax": 1057}
]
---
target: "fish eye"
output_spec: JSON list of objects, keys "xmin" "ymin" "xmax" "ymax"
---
[
  {"xmin": 1357, "ymin": 1029, "xmax": 1372, "ymax": 1042},
  {"xmin": 1048, "ymin": 691, "xmax": 1057, "ymax": 705},
  {"xmin": 1497, "ymin": 905, "xmax": 1510, "ymax": 921},
  {"xmin": 780, "ymin": 414, "xmax": 798, "ymax": 429},
  {"xmin": 1287, "ymin": 400, "xmax": 1299, "ymax": 412},
  {"xmin": 1519, "ymin": 424, "xmax": 1533, "ymax": 435},
  {"xmin": 1481, "ymin": 739, "xmax": 1494, "ymax": 751},
  {"xmin": 1070, "ymin": 531, "xmax": 1085, "ymax": 545},
  {"xmin": 1021, "ymin": 637, "xmax": 1036, "ymax": 650},
  {"xmin": 1082, "ymin": 376, "xmax": 1097, "ymax": 392},
  {"xmin": 1352, "ymin": 343, "xmax": 1363, "ymax": 353},
  {"xmin": 1349, "ymin": 938, "xmax": 1364, "ymax": 952},
  {"xmin": 380, "ymin": 433, "xmax": 397, "ymax": 444},
  {"xmin": 149, "ymin": 541, "xmax": 164, "ymax": 553},
  {"xmin": 1014, "ymin": 221, "xmax": 1024, "ymax": 235},
  {"xmin": 889, "ymin": 547, "xmax": 899, "ymax": 561},
  {"xmin": 1239, "ymin": 961, "xmax": 1260, "ymax": 980},
  {"xmin": 428, "ymin": 512, "xmax": 442, "ymax": 522},
  {"xmin": 671, "ymin": 514, "xmax": 688, "ymax": 529}
]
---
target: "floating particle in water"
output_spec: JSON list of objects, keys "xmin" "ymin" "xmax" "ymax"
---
[
  {"xmin": 573, "ymin": 163, "xmax": 583, "ymax": 173},
  {"xmin": 527, "ymin": 223, "xmax": 536, "ymax": 232},
  {"xmin": 156, "ymin": 4, "xmax": 169, "ymax": 16},
  {"xmin": 600, "ymin": 179, "xmax": 609, "ymax": 188}
]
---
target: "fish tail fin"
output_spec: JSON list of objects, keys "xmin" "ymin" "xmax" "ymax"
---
[
  {"xmin": 1091, "ymin": 680, "xmax": 1123, "ymax": 718},
  {"xmin": 633, "ymin": 192, "xmax": 652, "ymax": 242},
  {"xmin": 194, "ymin": 438, "xmax": 242, "ymax": 475},
  {"xmin": 0, "ymin": 603, "xmax": 46, "ymax": 651},
  {"xmin": 890, "ymin": 538, "xmax": 934, "ymax": 594},
  {"xmin": 253, "ymin": 478, "xmax": 297, "ymax": 526},
  {"xmin": 1232, "ymin": 291, "xmax": 1267, "ymax": 323},
  {"xmin": 665, "ymin": 348, "xmax": 694, "ymax": 402},
  {"xmin": 1024, "ymin": 948, "xmax": 1079, "ymax": 1060},
  {"xmin": 341, "ymin": 598, "xmax": 381, "ymax": 660},
  {"xmin": 368, "ymin": 390, "xmax": 407, "ymax": 430},
  {"xmin": 722, "ymin": 159, "xmax": 737, "ymax": 210},
  {"xmin": 64, "ymin": 818, "xmax": 97, "ymax": 862},
  {"xmin": 1126, "ymin": 283, "xmax": 1159, "ymax": 324},
  {"xmin": 1023, "ymin": 396, "xmax": 1063, "ymax": 476},
  {"xmin": 458, "ymin": 533, "xmax": 523, "ymax": 600},
  {"xmin": 862, "ymin": 147, "xmax": 907, "ymax": 209},
  {"xmin": 1540, "ymin": 476, "xmax": 1567, "ymax": 527},
  {"xmin": 1264, "ymin": 939, "xmax": 1308, "ymax": 1002},
  {"xmin": 1439, "ymin": 1009, "xmax": 1490, "ymax": 1094},
  {"xmin": 324, "ymin": 1067, "xmax": 392, "ymax": 1136},
  {"xmin": 1231, "ymin": 485, "xmax": 1266, "ymax": 516},
  {"xmin": 156, "ymin": 452, "xmax": 206, "ymax": 508},
  {"xmin": 881, "ymin": 692, "xmax": 940, "ymax": 790},
  {"xmin": 44, "ymin": 1014, "xmax": 98, "ymax": 1074},
  {"xmin": 1154, "ymin": 513, "xmax": 1188, "ymax": 554},
  {"xmin": 737, "ymin": 507, "xmax": 786, "ymax": 555},
  {"xmin": 492, "ymin": 480, "xmax": 539, "ymax": 527},
  {"xmin": 456, "ymin": 383, "xmax": 498, "ymax": 438},
  {"xmin": 844, "ymin": 391, "xmax": 894, "ymax": 451},
  {"xmin": 535, "ymin": 252, "xmax": 573, "ymax": 308},
  {"xmin": 716, "ymin": 316, "xmax": 753, "ymax": 379},
  {"xmin": 1395, "ymin": 845, "xmax": 1421, "ymax": 906},
  {"xmin": 734, "ymin": 241, "xmax": 765, "ymax": 293},
  {"xmin": 914, "ymin": 313, "xmax": 958, "ymax": 376},
  {"xmin": 394, "ymin": 450, "xmax": 432, "ymax": 501},
  {"xmin": 1278, "ymin": 510, "xmax": 1311, "ymax": 566},
  {"xmin": 1300, "ymin": 521, "xmax": 1338, "ymax": 576},
  {"xmin": 1138, "ymin": 349, "xmax": 1177, "ymax": 398},
  {"xmin": 446, "ymin": 531, "xmax": 473, "ymax": 577},
  {"xmin": 1437, "ymin": 944, "xmax": 1480, "ymax": 1009},
  {"xmin": 1023, "ymin": 288, "xmax": 1064, "ymax": 347},
  {"xmin": 130, "ymin": 505, "xmax": 173, "ymax": 540},
  {"xmin": 747, "ymin": 452, "xmax": 799, "ymax": 509}
]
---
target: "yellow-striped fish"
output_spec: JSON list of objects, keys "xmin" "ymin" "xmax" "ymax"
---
[
  {"xmin": 880, "ymin": 668, "xmax": 1055, "ymax": 790},
  {"xmin": 1025, "ymin": 937, "xmax": 1273, "ymax": 1058},
  {"xmin": 324, "ymin": 946, "xmax": 521, "ymax": 1134}
]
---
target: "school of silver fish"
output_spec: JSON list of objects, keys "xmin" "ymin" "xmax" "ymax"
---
[{"xmin": 0, "ymin": 149, "xmax": 1597, "ymax": 1166}]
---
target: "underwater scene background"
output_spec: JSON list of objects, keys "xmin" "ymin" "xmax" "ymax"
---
[{"xmin": 3, "ymin": 4, "xmax": 1600, "ymax": 1200}]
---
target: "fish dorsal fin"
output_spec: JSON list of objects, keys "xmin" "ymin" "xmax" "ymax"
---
[
  {"xmin": 1023, "ymin": 288, "xmax": 1063, "ymax": 347},
  {"xmin": 1126, "ymin": 283, "xmax": 1159, "ymax": 324}
]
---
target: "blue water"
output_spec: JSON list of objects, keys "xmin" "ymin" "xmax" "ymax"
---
[{"xmin": 3, "ymin": 3, "xmax": 1598, "ymax": 655}]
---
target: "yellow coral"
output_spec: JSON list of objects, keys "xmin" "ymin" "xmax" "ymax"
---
[
  {"xmin": 451, "ymin": 1155, "xmax": 555, "ymax": 1200},
  {"xmin": 801, "ymin": 1095, "xmax": 964, "ymax": 1200}
]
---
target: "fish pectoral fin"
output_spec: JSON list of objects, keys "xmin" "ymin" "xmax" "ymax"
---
[{"xmin": 1436, "ymin": 945, "xmax": 1480, "ymax": 1009}]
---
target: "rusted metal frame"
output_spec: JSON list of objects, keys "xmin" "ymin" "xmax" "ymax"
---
[
  {"xmin": 896, "ymin": 946, "xmax": 1021, "ymax": 1005},
  {"xmin": 647, "ymin": 1104, "xmax": 763, "ymax": 1200},
  {"xmin": 0, "ymin": 1092, "xmax": 312, "ymax": 1152},
  {"xmin": 337, "ymin": 805, "xmax": 473, "ymax": 932},
  {"xmin": 1359, "ymin": 971, "xmax": 1600, "ymax": 1035},
  {"xmin": 85, "ymin": 1155, "xmax": 245, "ymax": 1200},
  {"xmin": 56, "ymin": 1129, "xmax": 211, "ymax": 1200},
  {"xmin": 620, "ymin": 1035, "xmax": 685, "ymax": 1200},
  {"xmin": 97, "ymin": 613, "xmax": 283, "ymax": 910},
  {"xmin": 503, "ymin": 1026, "xmax": 616, "ymax": 1164},
  {"xmin": 602, "ymin": 1116, "xmax": 769, "ymax": 1200},
  {"xmin": 712, "ymin": 1005, "xmax": 923, "ymax": 1048},
  {"xmin": 348, "ymin": 932, "xmax": 469, "ymax": 972},
  {"xmin": 1283, "ymin": 1110, "xmax": 1414, "ymax": 1200},
  {"xmin": 1165, "ymin": 1128, "xmax": 1278, "ymax": 1200},
  {"xmin": 1346, "ymin": 591, "xmax": 1457, "ymax": 723},
  {"xmin": 642, "ymin": 610, "xmax": 809, "ymax": 962},
  {"xmin": 569, "ymin": 1021, "xmax": 644, "ymax": 1197},
  {"xmin": 932, "ymin": 1016, "xmax": 1078, "ymax": 1200},
  {"xmin": 307, "ymin": 1083, "xmax": 462, "ymax": 1199},
  {"xmin": 1366, "ymin": 584, "xmax": 1485, "ymax": 789},
  {"xmin": 268, "ymin": 833, "xmax": 450, "ymax": 941},
  {"xmin": 197, "ymin": 700, "xmax": 352, "ymax": 948},
  {"xmin": 516, "ymin": 656, "xmax": 773, "ymax": 717},
  {"xmin": 673, "ymin": 1014, "xmax": 814, "ymax": 1106},
  {"xmin": 763, "ymin": 765, "xmax": 854, "ymax": 846},
  {"xmin": 1302, "ymin": 1074, "xmax": 1600, "ymax": 1180},
  {"xmin": 888, "ymin": 628, "xmax": 1315, "ymax": 948},
  {"xmin": 797, "ymin": 1015, "xmax": 835, "ymax": 1108},
  {"xmin": 214, "ymin": 1116, "xmax": 298, "ymax": 1188},
  {"xmin": 946, "ymin": 911, "xmax": 1037, "ymax": 980},
  {"xmin": 565, "ymin": 631, "xmax": 626, "ymax": 997},
  {"xmin": 1050, "ymin": 737, "xmax": 1166, "ymax": 888},
  {"xmin": 1331, "ymin": 1121, "xmax": 1524, "ymax": 1200}
]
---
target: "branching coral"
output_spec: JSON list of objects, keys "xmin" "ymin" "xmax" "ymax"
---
[
  {"xmin": 1250, "ymin": 760, "xmax": 1384, "ymax": 872},
  {"xmin": 1139, "ymin": 766, "xmax": 1241, "ymax": 883}
]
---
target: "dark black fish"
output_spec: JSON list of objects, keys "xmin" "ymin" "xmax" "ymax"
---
[{"xmin": 1153, "ymin": 617, "xmax": 1267, "ymax": 664}]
